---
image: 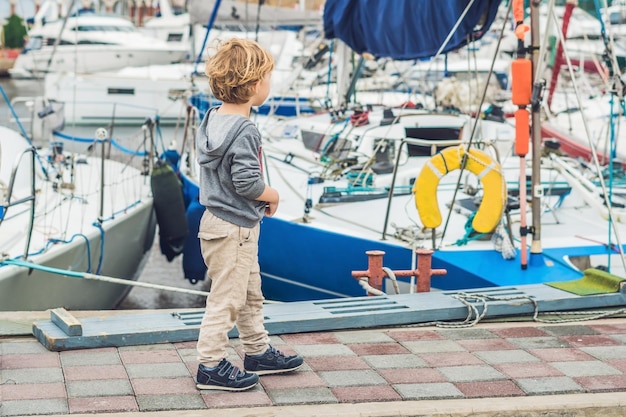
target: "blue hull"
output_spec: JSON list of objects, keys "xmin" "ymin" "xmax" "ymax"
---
[{"xmin": 179, "ymin": 172, "xmax": 596, "ymax": 302}]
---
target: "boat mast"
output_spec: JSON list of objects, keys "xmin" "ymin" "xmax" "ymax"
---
[{"xmin": 529, "ymin": 0, "xmax": 544, "ymax": 262}]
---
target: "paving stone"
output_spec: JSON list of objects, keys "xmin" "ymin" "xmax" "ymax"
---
[
  {"xmin": 474, "ymin": 349, "xmax": 540, "ymax": 364},
  {"xmin": 589, "ymin": 323, "xmax": 626, "ymax": 334},
  {"xmin": 560, "ymin": 335, "xmax": 622, "ymax": 347},
  {"xmin": 63, "ymin": 364, "xmax": 128, "ymax": 381},
  {"xmin": 120, "ymin": 349, "xmax": 182, "ymax": 364},
  {"xmin": 1, "ymin": 367, "xmax": 64, "ymax": 384},
  {"xmin": 68, "ymin": 395, "xmax": 139, "ymax": 413},
  {"xmin": 260, "ymin": 371, "xmax": 326, "ymax": 390},
  {"xmin": 118, "ymin": 343, "xmax": 175, "ymax": 352},
  {"xmin": 348, "ymin": 342, "xmax": 410, "ymax": 355},
  {"xmin": 0, "ymin": 398, "xmax": 68, "ymax": 416},
  {"xmin": 60, "ymin": 350, "xmax": 121, "ymax": 366},
  {"xmin": 527, "ymin": 347, "xmax": 596, "ymax": 362},
  {"xmin": 293, "ymin": 343, "xmax": 355, "ymax": 357},
  {"xmin": 516, "ymin": 376, "xmax": 584, "ymax": 394},
  {"xmin": 550, "ymin": 360, "xmax": 622, "ymax": 377},
  {"xmin": 436, "ymin": 328, "xmax": 499, "ymax": 340},
  {"xmin": 334, "ymin": 330, "xmax": 395, "ymax": 344},
  {"xmin": 386, "ymin": 329, "xmax": 445, "ymax": 341},
  {"xmin": 2, "ymin": 382, "xmax": 66, "ymax": 400},
  {"xmin": 456, "ymin": 338, "xmax": 518, "ymax": 351},
  {"xmin": 540, "ymin": 325, "xmax": 599, "ymax": 336},
  {"xmin": 581, "ymin": 345, "xmax": 626, "ymax": 360},
  {"xmin": 131, "ymin": 377, "xmax": 198, "ymax": 395},
  {"xmin": 361, "ymin": 353, "xmax": 427, "ymax": 369},
  {"xmin": 437, "ymin": 365, "xmax": 506, "ymax": 382},
  {"xmin": 401, "ymin": 339, "xmax": 465, "ymax": 354},
  {"xmin": 279, "ymin": 332, "xmax": 340, "ymax": 345},
  {"xmin": 495, "ymin": 362, "xmax": 563, "ymax": 378},
  {"xmin": 455, "ymin": 380, "xmax": 524, "ymax": 397},
  {"xmin": 267, "ymin": 387, "xmax": 338, "ymax": 405},
  {"xmin": 508, "ymin": 336, "xmax": 571, "ymax": 349},
  {"xmin": 136, "ymin": 394, "xmax": 206, "ymax": 411},
  {"xmin": 419, "ymin": 351, "xmax": 484, "ymax": 367},
  {"xmin": 318, "ymin": 369, "xmax": 387, "ymax": 387},
  {"xmin": 117, "ymin": 342, "xmax": 174, "ymax": 353},
  {"xmin": 377, "ymin": 367, "xmax": 445, "ymax": 384},
  {"xmin": 490, "ymin": 327, "xmax": 550, "ymax": 338},
  {"xmin": 2, "ymin": 353, "xmax": 60, "ymax": 369},
  {"xmin": 201, "ymin": 389, "xmax": 271, "ymax": 408},
  {"xmin": 307, "ymin": 355, "xmax": 371, "ymax": 371},
  {"xmin": 176, "ymin": 348, "xmax": 197, "ymax": 362},
  {"xmin": 393, "ymin": 382, "xmax": 463, "ymax": 400},
  {"xmin": 66, "ymin": 379, "xmax": 133, "ymax": 397},
  {"xmin": 575, "ymin": 374, "xmax": 626, "ymax": 391},
  {"xmin": 0, "ymin": 341, "xmax": 51, "ymax": 354},
  {"xmin": 331, "ymin": 385, "xmax": 402, "ymax": 402},
  {"xmin": 125, "ymin": 362, "xmax": 191, "ymax": 378},
  {"xmin": 607, "ymin": 359, "xmax": 626, "ymax": 372}
]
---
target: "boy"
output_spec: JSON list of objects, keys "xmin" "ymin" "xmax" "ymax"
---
[{"xmin": 194, "ymin": 38, "xmax": 303, "ymax": 392}]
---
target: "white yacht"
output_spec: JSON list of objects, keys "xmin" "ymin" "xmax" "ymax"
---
[{"xmin": 9, "ymin": 10, "xmax": 188, "ymax": 78}]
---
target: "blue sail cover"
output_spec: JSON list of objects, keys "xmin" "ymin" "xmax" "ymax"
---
[{"xmin": 323, "ymin": 0, "xmax": 502, "ymax": 60}]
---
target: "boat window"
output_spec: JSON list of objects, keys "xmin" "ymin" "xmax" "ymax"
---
[
  {"xmin": 610, "ymin": 11, "xmax": 624, "ymax": 25},
  {"xmin": 77, "ymin": 40, "xmax": 115, "ymax": 45},
  {"xmin": 72, "ymin": 25, "xmax": 136, "ymax": 32},
  {"xmin": 24, "ymin": 36, "xmax": 43, "ymax": 50},
  {"xmin": 404, "ymin": 127, "xmax": 461, "ymax": 157},
  {"xmin": 108, "ymin": 88, "xmax": 135, "ymax": 95},
  {"xmin": 44, "ymin": 38, "xmax": 74, "ymax": 46},
  {"xmin": 167, "ymin": 33, "xmax": 184, "ymax": 42}
]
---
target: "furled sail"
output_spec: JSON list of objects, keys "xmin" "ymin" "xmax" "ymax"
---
[{"xmin": 323, "ymin": 0, "xmax": 502, "ymax": 60}]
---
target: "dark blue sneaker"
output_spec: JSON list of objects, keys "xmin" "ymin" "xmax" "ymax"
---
[
  {"xmin": 196, "ymin": 359, "xmax": 259, "ymax": 391},
  {"xmin": 244, "ymin": 345, "xmax": 304, "ymax": 375}
]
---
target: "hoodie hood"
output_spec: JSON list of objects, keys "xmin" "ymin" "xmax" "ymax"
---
[{"xmin": 196, "ymin": 107, "xmax": 251, "ymax": 170}]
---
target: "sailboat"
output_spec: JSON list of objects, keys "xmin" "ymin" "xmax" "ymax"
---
[
  {"xmin": 167, "ymin": 0, "xmax": 626, "ymax": 303},
  {"xmin": 0, "ymin": 96, "xmax": 157, "ymax": 311}
]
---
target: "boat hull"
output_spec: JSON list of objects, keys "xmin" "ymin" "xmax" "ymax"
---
[
  {"xmin": 9, "ymin": 45, "xmax": 187, "ymax": 79},
  {"xmin": 0, "ymin": 202, "xmax": 156, "ymax": 311}
]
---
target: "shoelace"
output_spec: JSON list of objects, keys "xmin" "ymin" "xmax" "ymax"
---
[{"xmin": 267, "ymin": 345, "xmax": 283, "ymax": 358}]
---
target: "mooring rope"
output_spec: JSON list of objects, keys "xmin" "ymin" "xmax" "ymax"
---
[{"xmin": 1, "ymin": 258, "xmax": 210, "ymax": 297}]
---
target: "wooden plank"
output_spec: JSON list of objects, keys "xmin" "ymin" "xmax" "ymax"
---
[
  {"xmin": 32, "ymin": 284, "xmax": 626, "ymax": 351},
  {"xmin": 50, "ymin": 308, "xmax": 83, "ymax": 336}
]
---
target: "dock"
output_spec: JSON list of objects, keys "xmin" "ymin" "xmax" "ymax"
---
[{"xmin": 2, "ymin": 308, "xmax": 626, "ymax": 416}]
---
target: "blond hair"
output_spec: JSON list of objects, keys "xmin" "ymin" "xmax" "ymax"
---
[{"xmin": 205, "ymin": 38, "xmax": 275, "ymax": 105}]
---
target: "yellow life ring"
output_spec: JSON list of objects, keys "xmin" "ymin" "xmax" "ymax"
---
[{"xmin": 413, "ymin": 145, "xmax": 506, "ymax": 234}]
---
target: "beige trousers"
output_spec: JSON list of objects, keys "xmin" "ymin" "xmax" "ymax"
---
[{"xmin": 196, "ymin": 210, "xmax": 269, "ymax": 367}]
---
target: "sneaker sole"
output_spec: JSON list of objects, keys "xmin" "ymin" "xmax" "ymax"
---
[
  {"xmin": 196, "ymin": 381, "xmax": 258, "ymax": 391},
  {"xmin": 246, "ymin": 363, "xmax": 303, "ymax": 376}
]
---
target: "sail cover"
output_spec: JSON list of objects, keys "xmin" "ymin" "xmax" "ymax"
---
[{"xmin": 323, "ymin": 0, "xmax": 502, "ymax": 60}]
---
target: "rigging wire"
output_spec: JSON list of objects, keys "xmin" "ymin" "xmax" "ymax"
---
[
  {"xmin": 546, "ymin": 0, "xmax": 626, "ymax": 275},
  {"xmin": 439, "ymin": 0, "xmax": 513, "ymax": 248}
]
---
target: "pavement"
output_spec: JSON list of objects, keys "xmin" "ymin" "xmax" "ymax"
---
[{"xmin": 2, "ymin": 312, "xmax": 626, "ymax": 417}]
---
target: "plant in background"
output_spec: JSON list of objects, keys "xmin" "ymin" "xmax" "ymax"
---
[{"xmin": 2, "ymin": 15, "xmax": 27, "ymax": 49}]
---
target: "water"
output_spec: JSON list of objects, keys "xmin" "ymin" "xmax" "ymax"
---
[{"xmin": 1, "ymin": 75, "xmax": 209, "ymax": 310}]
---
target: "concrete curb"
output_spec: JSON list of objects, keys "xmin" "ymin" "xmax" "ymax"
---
[{"xmin": 39, "ymin": 392, "xmax": 625, "ymax": 417}]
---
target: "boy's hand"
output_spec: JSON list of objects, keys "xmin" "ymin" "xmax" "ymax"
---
[{"xmin": 264, "ymin": 201, "xmax": 278, "ymax": 217}]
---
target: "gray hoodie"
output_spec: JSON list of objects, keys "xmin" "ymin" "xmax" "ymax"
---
[{"xmin": 196, "ymin": 107, "xmax": 267, "ymax": 228}]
